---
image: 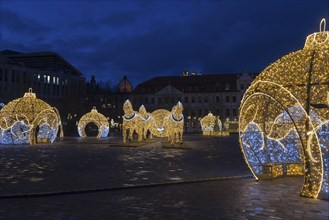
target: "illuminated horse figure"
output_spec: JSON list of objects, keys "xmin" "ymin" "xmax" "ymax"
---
[
  {"xmin": 165, "ymin": 101, "xmax": 184, "ymax": 145},
  {"xmin": 138, "ymin": 105, "xmax": 154, "ymax": 140},
  {"xmin": 122, "ymin": 100, "xmax": 142, "ymax": 144}
]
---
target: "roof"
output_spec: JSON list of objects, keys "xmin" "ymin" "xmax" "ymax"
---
[
  {"xmin": 1, "ymin": 50, "xmax": 84, "ymax": 77},
  {"xmin": 132, "ymin": 73, "xmax": 257, "ymax": 94}
]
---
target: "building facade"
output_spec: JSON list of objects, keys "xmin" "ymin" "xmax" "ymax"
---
[
  {"xmin": 0, "ymin": 50, "xmax": 86, "ymax": 135},
  {"xmin": 130, "ymin": 72, "xmax": 256, "ymax": 133}
]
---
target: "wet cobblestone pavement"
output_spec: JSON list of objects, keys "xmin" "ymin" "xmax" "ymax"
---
[{"xmin": 0, "ymin": 134, "xmax": 328, "ymax": 219}]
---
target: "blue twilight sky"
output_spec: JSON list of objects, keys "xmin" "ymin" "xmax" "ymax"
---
[{"xmin": 0, "ymin": 0, "xmax": 328, "ymax": 88}]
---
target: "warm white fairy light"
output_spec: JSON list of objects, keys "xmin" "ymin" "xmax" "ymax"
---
[
  {"xmin": 239, "ymin": 19, "xmax": 329, "ymax": 200},
  {"xmin": 77, "ymin": 107, "xmax": 109, "ymax": 138}
]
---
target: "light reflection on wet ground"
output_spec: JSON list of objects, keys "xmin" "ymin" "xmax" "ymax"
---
[{"xmin": 0, "ymin": 134, "xmax": 249, "ymax": 195}]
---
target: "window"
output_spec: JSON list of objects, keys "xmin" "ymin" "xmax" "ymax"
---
[
  {"xmin": 191, "ymin": 110, "xmax": 196, "ymax": 117},
  {"xmin": 47, "ymin": 75, "xmax": 50, "ymax": 84},
  {"xmin": 4, "ymin": 69, "xmax": 8, "ymax": 81},
  {"xmin": 216, "ymin": 96, "xmax": 220, "ymax": 103},
  {"xmin": 225, "ymin": 83, "xmax": 230, "ymax": 91},
  {"xmin": 198, "ymin": 96, "xmax": 201, "ymax": 103},
  {"xmin": 232, "ymin": 96, "xmax": 236, "ymax": 103},
  {"xmin": 226, "ymin": 109, "xmax": 230, "ymax": 117},
  {"xmin": 240, "ymin": 83, "xmax": 245, "ymax": 90},
  {"xmin": 216, "ymin": 109, "xmax": 220, "ymax": 115},
  {"xmin": 184, "ymin": 96, "xmax": 189, "ymax": 103},
  {"xmin": 158, "ymin": 97, "xmax": 162, "ymax": 104},
  {"xmin": 12, "ymin": 70, "xmax": 15, "ymax": 82},
  {"xmin": 233, "ymin": 108, "xmax": 237, "ymax": 116},
  {"xmin": 198, "ymin": 109, "xmax": 202, "ymax": 116},
  {"xmin": 226, "ymin": 96, "xmax": 230, "ymax": 103},
  {"xmin": 165, "ymin": 97, "xmax": 169, "ymax": 104},
  {"xmin": 191, "ymin": 96, "xmax": 195, "ymax": 103},
  {"xmin": 16, "ymin": 71, "xmax": 19, "ymax": 83},
  {"xmin": 144, "ymin": 97, "xmax": 149, "ymax": 104},
  {"xmin": 204, "ymin": 96, "xmax": 208, "ymax": 103},
  {"xmin": 151, "ymin": 97, "xmax": 155, "ymax": 104}
]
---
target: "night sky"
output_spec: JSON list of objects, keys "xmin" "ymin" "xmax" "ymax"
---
[{"xmin": 0, "ymin": 0, "xmax": 328, "ymax": 88}]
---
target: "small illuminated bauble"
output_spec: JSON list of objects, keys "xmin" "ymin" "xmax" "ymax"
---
[
  {"xmin": 200, "ymin": 112, "xmax": 216, "ymax": 135},
  {"xmin": 239, "ymin": 19, "xmax": 329, "ymax": 200},
  {"xmin": 77, "ymin": 107, "xmax": 109, "ymax": 138},
  {"xmin": 0, "ymin": 88, "xmax": 60, "ymax": 144}
]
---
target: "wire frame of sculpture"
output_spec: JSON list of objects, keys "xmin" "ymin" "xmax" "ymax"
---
[
  {"xmin": 77, "ymin": 107, "xmax": 109, "ymax": 138},
  {"xmin": 239, "ymin": 19, "xmax": 329, "ymax": 200},
  {"xmin": 0, "ymin": 88, "xmax": 60, "ymax": 145}
]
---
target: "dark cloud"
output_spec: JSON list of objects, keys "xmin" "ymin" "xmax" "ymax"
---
[{"xmin": 0, "ymin": 0, "xmax": 328, "ymax": 87}]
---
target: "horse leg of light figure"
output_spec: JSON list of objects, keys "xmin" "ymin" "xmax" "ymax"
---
[
  {"xmin": 149, "ymin": 128, "xmax": 153, "ymax": 139},
  {"xmin": 143, "ymin": 127, "xmax": 147, "ymax": 140},
  {"xmin": 138, "ymin": 127, "xmax": 142, "ymax": 142},
  {"xmin": 180, "ymin": 131, "xmax": 182, "ymax": 144},
  {"xmin": 129, "ymin": 127, "xmax": 133, "ymax": 141}
]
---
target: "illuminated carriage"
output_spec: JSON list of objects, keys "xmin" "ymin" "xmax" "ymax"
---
[
  {"xmin": 77, "ymin": 107, "xmax": 109, "ymax": 138},
  {"xmin": 122, "ymin": 100, "xmax": 184, "ymax": 144},
  {"xmin": 0, "ymin": 88, "xmax": 61, "ymax": 144},
  {"xmin": 239, "ymin": 19, "xmax": 329, "ymax": 200}
]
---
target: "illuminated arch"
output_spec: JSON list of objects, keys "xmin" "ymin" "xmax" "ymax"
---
[
  {"xmin": 77, "ymin": 107, "xmax": 109, "ymax": 138},
  {"xmin": 239, "ymin": 19, "xmax": 329, "ymax": 200},
  {"xmin": 0, "ymin": 88, "xmax": 60, "ymax": 144}
]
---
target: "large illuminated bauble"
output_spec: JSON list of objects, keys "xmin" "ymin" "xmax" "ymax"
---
[
  {"xmin": 151, "ymin": 109, "xmax": 170, "ymax": 137},
  {"xmin": 239, "ymin": 19, "xmax": 329, "ymax": 199},
  {"xmin": 0, "ymin": 88, "xmax": 59, "ymax": 144},
  {"xmin": 77, "ymin": 107, "xmax": 109, "ymax": 138}
]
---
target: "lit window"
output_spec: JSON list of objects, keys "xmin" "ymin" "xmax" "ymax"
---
[{"xmin": 47, "ymin": 75, "xmax": 50, "ymax": 84}]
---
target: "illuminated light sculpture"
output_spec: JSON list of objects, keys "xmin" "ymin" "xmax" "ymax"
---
[
  {"xmin": 150, "ymin": 109, "xmax": 171, "ymax": 137},
  {"xmin": 122, "ymin": 100, "xmax": 142, "ymax": 144},
  {"xmin": 239, "ymin": 19, "xmax": 329, "ymax": 200},
  {"xmin": 0, "ymin": 88, "xmax": 60, "ymax": 145},
  {"xmin": 77, "ymin": 107, "xmax": 109, "ymax": 138},
  {"xmin": 200, "ymin": 112, "xmax": 216, "ymax": 135},
  {"xmin": 139, "ymin": 105, "xmax": 154, "ymax": 140},
  {"xmin": 200, "ymin": 112, "xmax": 224, "ymax": 136},
  {"xmin": 163, "ymin": 101, "xmax": 184, "ymax": 144}
]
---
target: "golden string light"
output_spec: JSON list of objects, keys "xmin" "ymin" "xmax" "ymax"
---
[
  {"xmin": 239, "ymin": 19, "xmax": 329, "ymax": 200},
  {"xmin": 0, "ymin": 88, "xmax": 60, "ymax": 144},
  {"xmin": 77, "ymin": 107, "xmax": 109, "ymax": 138}
]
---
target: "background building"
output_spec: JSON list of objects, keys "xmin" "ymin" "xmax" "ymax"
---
[
  {"xmin": 0, "ymin": 50, "xmax": 86, "ymax": 135},
  {"xmin": 130, "ymin": 72, "xmax": 256, "ymax": 133}
]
